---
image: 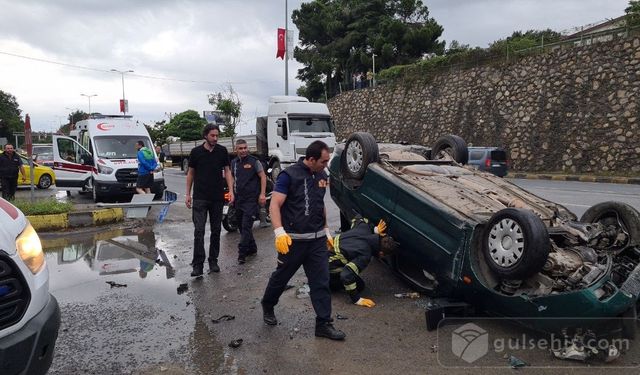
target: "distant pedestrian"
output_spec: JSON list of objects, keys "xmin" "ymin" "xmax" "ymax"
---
[
  {"xmin": 231, "ymin": 139, "xmax": 267, "ymax": 264},
  {"xmin": 0, "ymin": 144, "xmax": 26, "ymax": 201},
  {"xmin": 185, "ymin": 124, "xmax": 234, "ymax": 276},
  {"xmin": 135, "ymin": 141, "xmax": 157, "ymax": 194},
  {"xmin": 155, "ymin": 145, "xmax": 166, "ymax": 169},
  {"xmin": 261, "ymin": 140, "xmax": 346, "ymax": 341}
]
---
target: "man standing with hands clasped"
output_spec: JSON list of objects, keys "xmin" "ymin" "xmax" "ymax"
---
[
  {"xmin": 185, "ymin": 124, "xmax": 234, "ymax": 276},
  {"xmin": 231, "ymin": 139, "xmax": 266, "ymax": 264},
  {"xmin": 261, "ymin": 140, "xmax": 346, "ymax": 341}
]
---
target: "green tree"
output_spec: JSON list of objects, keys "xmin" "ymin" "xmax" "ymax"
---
[
  {"xmin": 208, "ymin": 85, "xmax": 242, "ymax": 137},
  {"xmin": 145, "ymin": 120, "xmax": 168, "ymax": 145},
  {"xmin": 0, "ymin": 90, "xmax": 23, "ymax": 141},
  {"xmin": 293, "ymin": 0, "xmax": 445, "ymax": 101},
  {"xmin": 57, "ymin": 110, "xmax": 88, "ymax": 135},
  {"xmin": 445, "ymin": 40, "xmax": 471, "ymax": 56},
  {"xmin": 164, "ymin": 110, "xmax": 206, "ymax": 141},
  {"xmin": 489, "ymin": 29, "xmax": 562, "ymax": 53},
  {"xmin": 626, "ymin": 0, "xmax": 640, "ymax": 27}
]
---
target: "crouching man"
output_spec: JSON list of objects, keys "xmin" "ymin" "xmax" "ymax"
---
[{"xmin": 329, "ymin": 217, "xmax": 397, "ymax": 307}]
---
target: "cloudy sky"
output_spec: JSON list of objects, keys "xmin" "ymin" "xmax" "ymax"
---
[{"xmin": 0, "ymin": 0, "xmax": 630, "ymax": 133}]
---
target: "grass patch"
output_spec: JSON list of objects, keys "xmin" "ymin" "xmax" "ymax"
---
[{"xmin": 13, "ymin": 198, "xmax": 73, "ymax": 216}]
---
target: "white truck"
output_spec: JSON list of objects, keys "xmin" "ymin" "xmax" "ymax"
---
[
  {"xmin": 167, "ymin": 96, "xmax": 336, "ymax": 178},
  {"xmin": 52, "ymin": 115, "xmax": 165, "ymax": 202}
]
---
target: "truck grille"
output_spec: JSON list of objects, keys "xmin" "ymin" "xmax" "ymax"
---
[
  {"xmin": 0, "ymin": 251, "xmax": 31, "ymax": 331},
  {"xmin": 115, "ymin": 168, "xmax": 138, "ymax": 183}
]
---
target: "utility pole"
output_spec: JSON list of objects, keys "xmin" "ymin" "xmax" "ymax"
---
[
  {"xmin": 80, "ymin": 93, "xmax": 97, "ymax": 115},
  {"xmin": 111, "ymin": 69, "xmax": 134, "ymax": 115}
]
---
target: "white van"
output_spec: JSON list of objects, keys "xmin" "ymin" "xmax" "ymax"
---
[{"xmin": 53, "ymin": 115, "xmax": 165, "ymax": 202}]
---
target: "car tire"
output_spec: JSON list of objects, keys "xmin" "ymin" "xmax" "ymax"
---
[
  {"xmin": 580, "ymin": 201, "xmax": 640, "ymax": 248},
  {"xmin": 37, "ymin": 174, "xmax": 52, "ymax": 189},
  {"xmin": 341, "ymin": 132, "xmax": 379, "ymax": 180},
  {"xmin": 483, "ymin": 208, "xmax": 550, "ymax": 280},
  {"xmin": 92, "ymin": 179, "xmax": 102, "ymax": 203},
  {"xmin": 270, "ymin": 161, "xmax": 281, "ymax": 181},
  {"xmin": 431, "ymin": 135, "xmax": 469, "ymax": 165},
  {"xmin": 222, "ymin": 207, "xmax": 239, "ymax": 232}
]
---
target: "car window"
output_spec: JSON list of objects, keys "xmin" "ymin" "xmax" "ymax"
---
[
  {"xmin": 288, "ymin": 116, "xmax": 333, "ymax": 133},
  {"xmin": 469, "ymin": 151, "xmax": 485, "ymax": 160},
  {"xmin": 490, "ymin": 150, "xmax": 507, "ymax": 161}
]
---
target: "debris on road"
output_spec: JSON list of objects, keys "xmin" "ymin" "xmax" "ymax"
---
[
  {"xmin": 228, "ymin": 339, "xmax": 243, "ymax": 348},
  {"xmin": 106, "ymin": 281, "xmax": 127, "ymax": 288},
  {"xmin": 336, "ymin": 314, "xmax": 348, "ymax": 320},
  {"xmin": 508, "ymin": 355, "xmax": 528, "ymax": 368},
  {"xmin": 211, "ymin": 315, "xmax": 235, "ymax": 324},
  {"xmin": 177, "ymin": 283, "xmax": 188, "ymax": 294},
  {"xmin": 296, "ymin": 284, "xmax": 310, "ymax": 299},
  {"xmin": 430, "ymin": 344, "xmax": 438, "ymax": 353},
  {"xmin": 550, "ymin": 333, "xmax": 620, "ymax": 363},
  {"xmin": 394, "ymin": 292, "xmax": 420, "ymax": 299}
]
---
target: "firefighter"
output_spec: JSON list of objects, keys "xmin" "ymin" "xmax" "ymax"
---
[{"xmin": 329, "ymin": 217, "xmax": 397, "ymax": 307}]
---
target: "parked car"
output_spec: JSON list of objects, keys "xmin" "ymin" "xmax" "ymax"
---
[
  {"xmin": 0, "ymin": 198, "xmax": 61, "ymax": 374},
  {"xmin": 330, "ymin": 132, "xmax": 640, "ymax": 337},
  {"xmin": 467, "ymin": 146, "xmax": 509, "ymax": 177},
  {"xmin": 0, "ymin": 152, "xmax": 56, "ymax": 189},
  {"xmin": 32, "ymin": 144, "xmax": 54, "ymax": 167}
]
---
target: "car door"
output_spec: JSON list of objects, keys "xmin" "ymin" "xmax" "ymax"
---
[{"xmin": 52, "ymin": 136, "xmax": 94, "ymax": 188}]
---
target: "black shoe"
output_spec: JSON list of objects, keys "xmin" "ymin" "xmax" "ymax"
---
[
  {"xmin": 315, "ymin": 323, "xmax": 346, "ymax": 340},
  {"xmin": 238, "ymin": 256, "xmax": 246, "ymax": 264},
  {"xmin": 262, "ymin": 303, "xmax": 277, "ymax": 326},
  {"xmin": 208, "ymin": 261, "xmax": 220, "ymax": 273},
  {"xmin": 190, "ymin": 264, "xmax": 203, "ymax": 277}
]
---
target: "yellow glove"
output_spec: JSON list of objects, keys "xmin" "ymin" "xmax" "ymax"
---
[
  {"xmin": 325, "ymin": 228, "xmax": 334, "ymax": 249},
  {"xmin": 355, "ymin": 298, "xmax": 376, "ymax": 308},
  {"xmin": 374, "ymin": 219, "xmax": 387, "ymax": 236},
  {"xmin": 274, "ymin": 227, "xmax": 292, "ymax": 255}
]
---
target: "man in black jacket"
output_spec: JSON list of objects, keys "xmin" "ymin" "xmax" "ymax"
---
[
  {"xmin": 0, "ymin": 144, "xmax": 26, "ymax": 200},
  {"xmin": 329, "ymin": 216, "xmax": 397, "ymax": 307}
]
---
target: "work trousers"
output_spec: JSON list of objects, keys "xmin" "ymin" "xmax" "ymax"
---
[
  {"xmin": 236, "ymin": 200, "xmax": 258, "ymax": 257},
  {"xmin": 1, "ymin": 177, "xmax": 17, "ymax": 201},
  {"xmin": 192, "ymin": 199, "xmax": 224, "ymax": 266},
  {"xmin": 262, "ymin": 237, "xmax": 332, "ymax": 325}
]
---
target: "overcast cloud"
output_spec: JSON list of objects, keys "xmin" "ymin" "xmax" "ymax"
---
[{"xmin": 0, "ymin": 0, "xmax": 630, "ymax": 133}]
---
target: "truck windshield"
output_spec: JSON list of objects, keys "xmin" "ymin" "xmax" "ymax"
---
[
  {"xmin": 288, "ymin": 116, "xmax": 333, "ymax": 133},
  {"xmin": 94, "ymin": 136, "xmax": 152, "ymax": 159}
]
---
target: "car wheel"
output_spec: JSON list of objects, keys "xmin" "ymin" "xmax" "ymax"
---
[
  {"xmin": 431, "ymin": 135, "xmax": 468, "ymax": 165},
  {"xmin": 92, "ymin": 179, "xmax": 102, "ymax": 203},
  {"xmin": 341, "ymin": 132, "xmax": 379, "ymax": 180},
  {"xmin": 580, "ymin": 201, "xmax": 640, "ymax": 250},
  {"xmin": 222, "ymin": 207, "xmax": 239, "ymax": 232},
  {"xmin": 270, "ymin": 161, "xmax": 281, "ymax": 181},
  {"xmin": 483, "ymin": 208, "xmax": 550, "ymax": 280},
  {"xmin": 37, "ymin": 174, "xmax": 52, "ymax": 189}
]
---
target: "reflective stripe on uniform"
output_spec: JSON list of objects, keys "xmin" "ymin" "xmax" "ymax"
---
[
  {"xmin": 288, "ymin": 229, "xmax": 326, "ymax": 239},
  {"xmin": 344, "ymin": 282, "xmax": 357, "ymax": 291},
  {"xmin": 329, "ymin": 235, "xmax": 348, "ymax": 264},
  {"xmin": 345, "ymin": 262, "xmax": 359, "ymax": 275}
]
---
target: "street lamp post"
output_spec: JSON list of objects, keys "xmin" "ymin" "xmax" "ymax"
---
[
  {"xmin": 110, "ymin": 69, "xmax": 134, "ymax": 114},
  {"xmin": 80, "ymin": 93, "xmax": 97, "ymax": 115}
]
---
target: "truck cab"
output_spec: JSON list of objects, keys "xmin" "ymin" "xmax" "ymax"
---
[
  {"xmin": 53, "ymin": 115, "xmax": 165, "ymax": 202},
  {"xmin": 261, "ymin": 96, "xmax": 336, "ymax": 177}
]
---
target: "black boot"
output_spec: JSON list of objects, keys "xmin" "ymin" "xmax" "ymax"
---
[
  {"xmin": 262, "ymin": 303, "xmax": 277, "ymax": 326},
  {"xmin": 190, "ymin": 264, "xmax": 203, "ymax": 277},
  {"xmin": 208, "ymin": 260, "xmax": 220, "ymax": 273},
  {"xmin": 315, "ymin": 323, "xmax": 346, "ymax": 340}
]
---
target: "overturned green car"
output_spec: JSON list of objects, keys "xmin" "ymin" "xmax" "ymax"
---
[{"xmin": 329, "ymin": 132, "xmax": 640, "ymax": 337}]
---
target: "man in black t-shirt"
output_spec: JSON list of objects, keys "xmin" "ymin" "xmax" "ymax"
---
[
  {"xmin": 185, "ymin": 124, "xmax": 234, "ymax": 276},
  {"xmin": 0, "ymin": 144, "xmax": 26, "ymax": 201}
]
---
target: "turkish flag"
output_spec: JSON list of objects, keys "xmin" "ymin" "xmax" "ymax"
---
[{"xmin": 276, "ymin": 28, "xmax": 285, "ymax": 59}]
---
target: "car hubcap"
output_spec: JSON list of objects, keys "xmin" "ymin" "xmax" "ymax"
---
[
  {"xmin": 346, "ymin": 141, "xmax": 363, "ymax": 173},
  {"xmin": 40, "ymin": 176, "xmax": 51, "ymax": 188},
  {"xmin": 488, "ymin": 218, "xmax": 524, "ymax": 268}
]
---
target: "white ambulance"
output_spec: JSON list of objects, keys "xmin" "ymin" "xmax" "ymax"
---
[{"xmin": 53, "ymin": 115, "xmax": 165, "ymax": 202}]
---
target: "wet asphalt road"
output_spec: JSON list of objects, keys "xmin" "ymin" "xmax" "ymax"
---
[{"xmin": 40, "ymin": 168, "xmax": 640, "ymax": 374}]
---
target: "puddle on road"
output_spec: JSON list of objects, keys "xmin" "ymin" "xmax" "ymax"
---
[{"xmin": 42, "ymin": 227, "xmax": 224, "ymax": 375}]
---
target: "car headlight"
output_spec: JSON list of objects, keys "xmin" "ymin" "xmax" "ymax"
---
[
  {"xmin": 15, "ymin": 223, "xmax": 45, "ymax": 274},
  {"xmin": 98, "ymin": 165, "xmax": 114, "ymax": 174}
]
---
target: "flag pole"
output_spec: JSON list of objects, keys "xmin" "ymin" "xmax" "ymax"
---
[{"xmin": 285, "ymin": 0, "xmax": 289, "ymax": 95}]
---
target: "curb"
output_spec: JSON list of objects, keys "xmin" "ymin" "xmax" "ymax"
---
[
  {"xmin": 27, "ymin": 208, "xmax": 124, "ymax": 232},
  {"xmin": 509, "ymin": 173, "xmax": 640, "ymax": 185}
]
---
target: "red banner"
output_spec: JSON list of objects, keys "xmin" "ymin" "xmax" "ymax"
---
[{"xmin": 276, "ymin": 28, "xmax": 285, "ymax": 59}]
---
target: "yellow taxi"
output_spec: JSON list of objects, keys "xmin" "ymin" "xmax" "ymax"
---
[{"xmin": 0, "ymin": 152, "xmax": 56, "ymax": 189}]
